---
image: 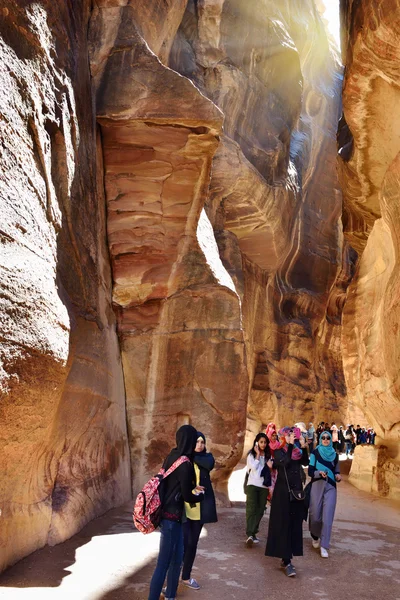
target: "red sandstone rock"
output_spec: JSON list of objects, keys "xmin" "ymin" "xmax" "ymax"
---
[
  {"xmin": 340, "ymin": 0, "xmax": 400, "ymax": 496},
  {"xmin": 171, "ymin": 0, "xmax": 346, "ymax": 433},
  {"xmin": 0, "ymin": 1, "xmax": 130, "ymax": 572},
  {"xmin": 89, "ymin": 3, "xmax": 248, "ymax": 500},
  {"xmin": 1, "ymin": 0, "xmax": 383, "ymax": 575}
]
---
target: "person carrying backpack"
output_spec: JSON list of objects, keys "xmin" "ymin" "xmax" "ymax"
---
[{"xmin": 148, "ymin": 425, "xmax": 204, "ymax": 600}]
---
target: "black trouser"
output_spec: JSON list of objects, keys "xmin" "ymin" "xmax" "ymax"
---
[{"xmin": 182, "ymin": 519, "xmax": 203, "ymax": 581}]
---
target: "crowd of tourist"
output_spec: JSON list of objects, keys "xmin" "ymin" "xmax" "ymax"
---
[
  {"xmin": 305, "ymin": 421, "xmax": 376, "ymax": 455},
  {"xmin": 142, "ymin": 418, "xmax": 377, "ymax": 598}
]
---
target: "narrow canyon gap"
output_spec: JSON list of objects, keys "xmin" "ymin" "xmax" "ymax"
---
[{"xmin": 0, "ymin": 0, "xmax": 399, "ymax": 573}]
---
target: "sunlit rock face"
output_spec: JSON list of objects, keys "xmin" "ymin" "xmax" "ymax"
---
[
  {"xmin": 0, "ymin": 1, "xmax": 130, "ymax": 572},
  {"xmin": 88, "ymin": 0, "xmax": 345, "ymax": 493},
  {"xmin": 340, "ymin": 0, "xmax": 400, "ymax": 497},
  {"xmin": 349, "ymin": 445, "xmax": 400, "ymax": 500},
  {"xmin": 89, "ymin": 2, "xmax": 248, "ymax": 500},
  {"xmin": 170, "ymin": 0, "xmax": 346, "ymax": 434}
]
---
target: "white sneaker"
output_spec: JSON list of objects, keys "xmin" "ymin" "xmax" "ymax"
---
[
  {"xmin": 246, "ymin": 536, "xmax": 254, "ymax": 547},
  {"xmin": 312, "ymin": 539, "xmax": 320, "ymax": 549},
  {"xmin": 320, "ymin": 547, "xmax": 329, "ymax": 558}
]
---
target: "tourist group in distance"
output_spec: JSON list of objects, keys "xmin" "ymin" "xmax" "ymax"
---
[{"xmin": 133, "ymin": 420, "xmax": 373, "ymax": 599}]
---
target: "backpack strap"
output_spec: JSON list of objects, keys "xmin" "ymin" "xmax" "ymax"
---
[{"xmin": 163, "ymin": 455, "xmax": 191, "ymax": 479}]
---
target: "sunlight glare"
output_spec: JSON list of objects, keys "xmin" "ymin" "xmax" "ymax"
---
[{"xmin": 320, "ymin": 0, "xmax": 341, "ymax": 49}]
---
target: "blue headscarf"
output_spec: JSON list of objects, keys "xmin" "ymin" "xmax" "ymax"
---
[
  {"xmin": 316, "ymin": 431, "xmax": 336, "ymax": 461},
  {"xmin": 309, "ymin": 431, "xmax": 337, "ymax": 484}
]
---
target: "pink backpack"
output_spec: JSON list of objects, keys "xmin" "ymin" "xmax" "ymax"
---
[{"xmin": 133, "ymin": 456, "xmax": 190, "ymax": 534}]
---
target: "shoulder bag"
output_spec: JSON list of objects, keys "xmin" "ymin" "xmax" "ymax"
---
[{"xmin": 284, "ymin": 466, "xmax": 305, "ymax": 502}]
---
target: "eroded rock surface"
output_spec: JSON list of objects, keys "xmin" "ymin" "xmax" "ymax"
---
[
  {"xmin": 0, "ymin": 1, "xmax": 130, "ymax": 572},
  {"xmin": 170, "ymin": 0, "xmax": 346, "ymax": 433},
  {"xmin": 340, "ymin": 0, "xmax": 400, "ymax": 495},
  {"xmin": 88, "ymin": 0, "xmax": 347, "ymax": 498},
  {"xmin": 89, "ymin": 3, "xmax": 248, "ymax": 499},
  {"xmin": 4, "ymin": 0, "xmax": 390, "ymax": 575}
]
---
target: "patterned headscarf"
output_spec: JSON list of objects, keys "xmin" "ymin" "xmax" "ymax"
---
[{"xmin": 278, "ymin": 427, "xmax": 303, "ymax": 460}]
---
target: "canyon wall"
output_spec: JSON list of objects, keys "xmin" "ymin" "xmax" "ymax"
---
[
  {"xmin": 89, "ymin": 1, "xmax": 248, "ymax": 500},
  {"xmin": 0, "ymin": 0, "xmax": 130, "ymax": 572},
  {"xmin": 339, "ymin": 0, "xmax": 400, "ymax": 498},
  {"xmin": 170, "ymin": 0, "xmax": 347, "ymax": 439},
  {"xmin": 0, "ymin": 0, "xmax": 357, "ymax": 573},
  {"xmin": 88, "ymin": 0, "xmax": 346, "ymax": 499}
]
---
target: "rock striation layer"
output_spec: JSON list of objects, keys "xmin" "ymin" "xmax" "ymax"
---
[
  {"xmin": 88, "ymin": 0, "xmax": 346, "ymax": 494},
  {"xmin": 340, "ymin": 0, "xmax": 400, "ymax": 498},
  {"xmin": 89, "ymin": 2, "xmax": 249, "ymax": 500},
  {"xmin": 0, "ymin": 0, "xmax": 365, "ymax": 573},
  {"xmin": 0, "ymin": 1, "xmax": 130, "ymax": 572},
  {"xmin": 170, "ymin": 0, "xmax": 346, "ymax": 435}
]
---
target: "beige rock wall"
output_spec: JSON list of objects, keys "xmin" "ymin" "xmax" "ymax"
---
[
  {"xmin": 340, "ymin": 0, "xmax": 400, "ymax": 495},
  {"xmin": 349, "ymin": 446, "xmax": 400, "ymax": 501},
  {"xmin": 89, "ymin": 2, "xmax": 248, "ymax": 500},
  {"xmin": 89, "ymin": 0, "xmax": 346, "ymax": 498},
  {"xmin": 0, "ymin": 1, "xmax": 130, "ymax": 572},
  {"xmin": 171, "ymin": 0, "xmax": 346, "ymax": 433}
]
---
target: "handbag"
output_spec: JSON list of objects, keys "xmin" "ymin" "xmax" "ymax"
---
[
  {"xmin": 284, "ymin": 466, "xmax": 305, "ymax": 502},
  {"xmin": 243, "ymin": 470, "xmax": 249, "ymax": 494}
]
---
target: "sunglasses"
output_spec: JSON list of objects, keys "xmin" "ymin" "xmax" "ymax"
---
[{"xmin": 321, "ymin": 436, "xmax": 330, "ymax": 440}]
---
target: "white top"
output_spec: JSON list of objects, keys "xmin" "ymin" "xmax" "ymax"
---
[{"xmin": 246, "ymin": 453, "xmax": 268, "ymax": 488}]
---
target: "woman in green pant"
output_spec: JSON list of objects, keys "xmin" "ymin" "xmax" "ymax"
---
[{"xmin": 245, "ymin": 433, "xmax": 273, "ymax": 547}]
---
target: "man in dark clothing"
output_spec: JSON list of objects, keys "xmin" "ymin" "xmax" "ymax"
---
[{"xmin": 355, "ymin": 425, "xmax": 362, "ymax": 445}]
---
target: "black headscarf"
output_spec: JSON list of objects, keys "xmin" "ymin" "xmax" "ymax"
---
[
  {"xmin": 163, "ymin": 424, "xmax": 198, "ymax": 471},
  {"xmin": 196, "ymin": 431, "xmax": 207, "ymax": 453}
]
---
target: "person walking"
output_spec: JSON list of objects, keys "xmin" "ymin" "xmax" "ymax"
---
[
  {"xmin": 265, "ymin": 427, "xmax": 309, "ymax": 577},
  {"xmin": 308, "ymin": 431, "xmax": 341, "ymax": 558},
  {"xmin": 307, "ymin": 422, "xmax": 315, "ymax": 452},
  {"xmin": 338, "ymin": 426, "xmax": 345, "ymax": 454},
  {"xmin": 181, "ymin": 432, "xmax": 217, "ymax": 590},
  {"xmin": 245, "ymin": 433, "xmax": 272, "ymax": 547},
  {"xmin": 330, "ymin": 423, "xmax": 339, "ymax": 452},
  {"xmin": 359, "ymin": 428, "xmax": 368, "ymax": 445},
  {"xmin": 344, "ymin": 425, "xmax": 353, "ymax": 457},
  {"xmin": 266, "ymin": 428, "xmax": 281, "ymax": 500},
  {"xmin": 148, "ymin": 425, "xmax": 204, "ymax": 600}
]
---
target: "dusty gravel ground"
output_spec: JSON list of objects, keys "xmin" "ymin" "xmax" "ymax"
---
[{"xmin": 1, "ymin": 457, "xmax": 400, "ymax": 600}]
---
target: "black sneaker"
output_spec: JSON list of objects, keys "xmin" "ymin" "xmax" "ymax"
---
[
  {"xmin": 253, "ymin": 535, "xmax": 260, "ymax": 544},
  {"xmin": 285, "ymin": 563, "xmax": 296, "ymax": 577}
]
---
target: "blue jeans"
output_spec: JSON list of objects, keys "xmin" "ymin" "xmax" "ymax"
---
[{"xmin": 148, "ymin": 519, "xmax": 184, "ymax": 600}]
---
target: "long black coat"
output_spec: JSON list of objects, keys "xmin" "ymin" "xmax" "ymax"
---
[
  {"xmin": 265, "ymin": 444, "xmax": 309, "ymax": 559},
  {"xmin": 193, "ymin": 452, "xmax": 218, "ymax": 524}
]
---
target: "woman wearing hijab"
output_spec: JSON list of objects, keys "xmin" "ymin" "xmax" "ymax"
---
[
  {"xmin": 148, "ymin": 425, "xmax": 204, "ymax": 600},
  {"xmin": 181, "ymin": 432, "xmax": 217, "ymax": 590},
  {"xmin": 265, "ymin": 427, "xmax": 309, "ymax": 577},
  {"xmin": 265, "ymin": 422, "xmax": 276, "ymax": 440},
  {"xmin": 330, "ymin": 423, "xmax": 339, "ymax": 452},
  {"xmin": 266, "ymin": 428, "xmax": 281, "ymax": 500},
  {"xmin": 308, "ymin": 430, "xmax": 341, "ymax": 558}
]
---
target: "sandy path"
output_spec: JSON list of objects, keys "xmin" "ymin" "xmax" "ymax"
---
[{"xmin": 1, "ymin": 459, "xmax": 400, "ymax": 600}]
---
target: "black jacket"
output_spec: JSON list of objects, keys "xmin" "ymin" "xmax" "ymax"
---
[
  {"xmin": 160, "ymin": 425, "xmax": 203, "ymax": 522},
  {"xmin": 266, "ymin": 444, "xmax": 309, "ymax": 559},
  {"xmin": 160, "ymin": 460, "xmax": 203, "ymax": 522},
  {"xmin": 191, "ymin": 452, "xmax": 218, "ymax": 524}
]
